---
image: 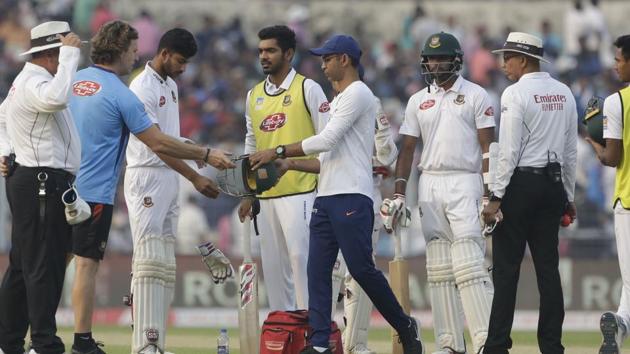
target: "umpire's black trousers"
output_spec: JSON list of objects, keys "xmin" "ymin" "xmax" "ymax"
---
[
  {"xmin": 484, "ymin": 169, "xmax": 566, "ymax": 354},
  {"xmin": 0, "ymin": 166, "xmax": 73, "ymax": 354}
]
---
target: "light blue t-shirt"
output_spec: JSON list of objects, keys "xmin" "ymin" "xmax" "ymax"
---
[{"xmin": 70, "ymin": 65, "xmax": 153, "ymax": 205}]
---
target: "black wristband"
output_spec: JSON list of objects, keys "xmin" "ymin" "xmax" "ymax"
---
[{"xmin": 204, "ymin": 147, "xmax": 211, "ymax": 162}]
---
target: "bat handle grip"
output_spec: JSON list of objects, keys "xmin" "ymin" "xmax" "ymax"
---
[
  {"xmin": 243, "ymin": 217, "xmax": 253, "ymax": 263},
  {"xmin": 393, "ymin": 226, "xmax": 403, "ymax": 260}
]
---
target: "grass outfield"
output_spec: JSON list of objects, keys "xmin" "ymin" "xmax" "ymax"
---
[{"xmin": 56, "ymin": 326, "xmax": 603, "ymax": 354}]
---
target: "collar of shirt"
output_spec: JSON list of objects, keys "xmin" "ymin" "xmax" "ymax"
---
[
  {"xmin": 145, "ymin": 61, "xmax": 168, "ymax": 85},
  {"xmin": 23, "ymin": 62, "xmax": 52, "ymax": 79},
  {"xmin": 265, "ymin": 67, "xmax": 296, "ymax": 94},
  {"xmin": 429, "ymin": 75, "xmax": 464, "ymax": 94},
  {"xmin": 519, "ymin": 71, "xmax": 551, "ymax": 81}
]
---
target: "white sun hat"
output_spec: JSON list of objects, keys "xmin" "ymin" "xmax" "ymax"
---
[
  {"xmin": 492, "ymin": 31, "xmax": 550, "ymax": 63},
  {"xmin": 20, "ymin": 21, "xmax": 71, "ymax": 56}
]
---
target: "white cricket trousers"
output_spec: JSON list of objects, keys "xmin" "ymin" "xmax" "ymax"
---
[
  {"xmin": 258, "ymin": 191, "xmax": 315, "ymax": 310},
  {"xmin": 614, "ymin": 203, "xmax": 630, "ymax": 328}
]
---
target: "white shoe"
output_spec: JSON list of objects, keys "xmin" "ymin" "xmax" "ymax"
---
[
  {"xmin": 62, "ymin": 186, "xmax": 91, "ymax": 225},
  {"xmin": 600, "ymin": 311, "xmax": 627, "ymax": 354},
  {"xmin": 350, "ymin": 344, "xmax": 375, "ymax": 354},
  {"xmin": 28, "ymin": 349, "xmax": 39, "ymax": 354}
]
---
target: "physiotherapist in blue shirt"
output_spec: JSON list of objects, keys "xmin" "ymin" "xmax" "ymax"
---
[{"xmin": 67, "ymin": 20, "xmax": 234, "ymax": 354}]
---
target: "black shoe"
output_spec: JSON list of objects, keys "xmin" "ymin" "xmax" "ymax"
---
[
  {"xmin": 398, "ymin": 317, "xmax": 425, "ymax": 354},
  {"xmin": 299, "ymin": 346, "xmax": 332, "ymax": 354},
  {"xmin": 600, "ymin": 311, "xmax": 626, "ymax": 354},
  {"xmin": 71, "ymin": 339, "xmax": 105, "ymax": 354}
]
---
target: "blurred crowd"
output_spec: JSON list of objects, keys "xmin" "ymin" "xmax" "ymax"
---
[{"xmin": 0, "ymin": 0, "xmax": 624, "ymax": 258}]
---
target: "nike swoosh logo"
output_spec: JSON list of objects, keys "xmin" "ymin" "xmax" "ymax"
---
[{"xmin": 346, "ymin": 210, "xmax": 356, "ymax": 216}]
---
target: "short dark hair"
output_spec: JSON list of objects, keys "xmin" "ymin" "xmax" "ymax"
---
[
  {"xmin": 158, "ymin": 28, "xmax": 198, "ymax": 59},
  {"xmin": 614, "ymin": 35, "xmax": 630, "ymax": 60},
  {"xmin": 90, "ymin": 20, "xmax": 139, "ymax": 64},
  {"xmin": 258, "ymin": 25, "xmax": 296, "ymax": 53}
]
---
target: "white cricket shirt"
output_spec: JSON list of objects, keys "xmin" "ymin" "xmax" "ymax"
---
[
  {"xmin": 126, "ymin": 62, "xmax": 181, "ymax": 168},
  {"xmin": 244, "ymin": 68, "xmax": 330, "ymax": 153},
  {"xmin": 399, "ymin": 76, "xmax": 495, "ymax": 174},
  {"xmin": 1, "ymin": 46, "xmax": 81, "ymax": 173},
  {"xmin": 494, "ymin": 72, "xmax": 578, "ymax": 201},
  {"xmin": 302, "ymin": 80, "xmax": 376, "ymax": 200},
  {"xmin": 602, "ymin": 86, "xmax": 628, "ymax": 140}
]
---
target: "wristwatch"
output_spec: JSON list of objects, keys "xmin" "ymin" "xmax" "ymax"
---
[
  {"xmin": 489, "ymin": 192, "xmax": 502, "ymax": 202},
  {"xmin": 275, "ymin": 145, "xmax": 286, "ymax": 158}
]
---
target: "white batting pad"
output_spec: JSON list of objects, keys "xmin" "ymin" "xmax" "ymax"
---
[
  {"xmin": 426, "ymin": 239, "xmax": 466, "ymax": 352},
  {"xmin": 451, "ymin": 237, "xmax": 493, "ymax": 353},
  {"xmin": 132, "ymin": 236, "xmax": 168, "ymax": 354},
  {"xmin": 162, "ymin": 237, "xmax": 176, "ymax": 340},
  {"xmin": 343, "ymin": 272, "xmax": 374, "ymax": 353}
]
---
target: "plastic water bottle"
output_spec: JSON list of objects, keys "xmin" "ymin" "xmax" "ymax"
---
[{"xmin": 217, "ymin": 328, "xmax": 229, "ymax": 354}]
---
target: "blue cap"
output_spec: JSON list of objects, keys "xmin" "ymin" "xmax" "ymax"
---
[{"xmin": 309, "ymin": 34, "xmax": 362, "ymax": 61}]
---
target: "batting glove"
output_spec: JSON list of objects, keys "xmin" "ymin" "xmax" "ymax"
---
[
  {"xmin": 380, "ymin": 194, "xmax": 410, "ymax": 233},
  {"xmin": 197, "ymin": 242, "xmax": 234, "ymax": 284}
]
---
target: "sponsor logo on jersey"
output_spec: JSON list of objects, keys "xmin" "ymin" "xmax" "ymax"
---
[
  {"xmin": 260, "ymin": 113, "xmax": 287, "ymax": 132},
  {"xmin": 454, "ymin": 94, "xmax": 465, "ymax": 105},
  {"xmin": 319, "ymin": 101, "xmax": 330, "ymax": 113},
  {"xmin": 501, "ymin": 105, "xmax": 508, "ymax": 113},
  {"xmin": 72, "ymin": 80, "xmax": 101, "ymax": 96},
  {"xmin": 282, "ymin": 94, "xmax": 292, "ymax": 106},
  {"xmin": 484, "ymin": 106, "xmax": 494, "ymax": 116},
  {"xmin": 159, "ymin": 96, "xmax": 166, "ymax": 107},
  {"xmin": 143, "ymin": 197, "xmax": 154, "ymax": 208},
  {"xmin": 378, "ymin": 114, "xmax": 389, "ymax": 127},
  {"xmin": 429, "ymin": 36, "xmax": 441, "ymax": 48},
  {"xmin": 171, "ymin": 90, "xmax": 177, "ymax": 103},
  {"xmin": 419, "ymin": 99, "xmax": 435, "ymax": 110}
]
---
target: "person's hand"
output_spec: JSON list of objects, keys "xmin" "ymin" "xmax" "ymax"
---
[
  {"xmin": 585, "ymin": 137, "xmax": 605, "ymax": 160},
  {"xmin": 191, "ymin": 174, "xmax": 220, "ymax": 199},
  {"xmin": 197, "ymin": 242, "xmax": 234, "ymax": 284},
  {"xmin": 274, "ymin": 158, "xmax": 291, "ymax": 178},
  {"xmin": 482, "ymin": 200, "xmax": 503, "ymax": 225},
  {"xmin": 0, "ymin": 156, "xmax": 8, "ymax": 177},
  {"xmin": 380, "ymin": 194, "xmax": 406, "ymax": 233},
  {"xmin": 205, "ymin": 148, "xmax": 234, "ymax": 170},
  {"xmin": 249, "ymin": 149, "xmax": 276, "ymax": 170},
  {"xmin": 58, "ymin": 32, "xmax": 81, "ymax": 48},
  {"xmin": 238, "ymin": 197, "xmax": 254, "ymax": 222},
  {"xmin": 565, "ymin": 201, "xmax": 577, "ymax": 223}
]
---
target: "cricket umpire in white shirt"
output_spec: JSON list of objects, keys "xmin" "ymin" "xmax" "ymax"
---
[
  {"xmin": 0, "ymin": 22, "xmax": 82, "ymax": 354},
  {"xmin": 250, "ymin": 34, "xmax": 423, "ymax": 354},
  {"xmin": 481, "ymin": 32, "xmax": 577, "ymax": 354}
]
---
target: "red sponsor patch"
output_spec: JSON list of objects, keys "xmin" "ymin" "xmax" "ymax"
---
[
  {"xmin": 419, "ymin": 99, "xmax": 435, "ymax": 110},
  {"xmin": 159, "ymin": 96, "xmax": 166, "ymax": 107},
  {"xmin": 260, "ymin": 113, "xmax": 287, "ymax": 132},
  {"xmin": 73, "ymin": 80, "xmax": 101, "ymax": 96},
  {"xmin": 484, "ymin": 106, "xmax": 495, "ymax": 116},
  {"xmin": 318, "ymin": 101, "xmax": 330, "ymax": 113}
]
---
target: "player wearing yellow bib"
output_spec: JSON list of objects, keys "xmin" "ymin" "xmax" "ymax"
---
[
  {"xmin": 588, "ymin": 34, "xmax": 630, "ymax": 354},
  {"xmin": 238, "ymin": 25, "xmax": 330, "ymax": 311}
]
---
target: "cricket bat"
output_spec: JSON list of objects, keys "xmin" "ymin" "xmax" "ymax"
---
[
  {"xmin": 238, "ymin": 217, "xmax": 260, "ymax": 354},
  {"xmin": 389, "ymin": 225, "xmax": 410, "ymax": 354}
]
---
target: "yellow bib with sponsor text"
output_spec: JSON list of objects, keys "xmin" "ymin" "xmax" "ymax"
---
[
  {"xmin": 614, "ymin": 86, "xmax": 630, "ymax": 207},
  {"xmin": 248, "ymin": 74, "xmax": 318, "ymax": 198}
]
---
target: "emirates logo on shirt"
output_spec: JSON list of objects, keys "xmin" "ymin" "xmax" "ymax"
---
[
  {"xmin": 159, "ymin": 96, "xmax": 166, "ymax": 107},
  {"xmin": 260, "ymin": 113, "xmax": 287, "ymax": 132},
  {"xmin": 484, "ymin": 106, "xmax": 494, "ymax": 116},
  {"xmin": 419, "ymin": 99, "xmax": 435, "ymax": 110},
  {"xmin": 318, "ymin": 102, "xmax": 330, "ymax": 113},
  {"xmin": 72, "ymin": 81, "xmax": 101, "ymax": 96}
]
